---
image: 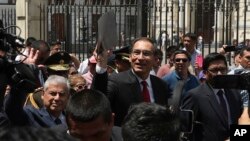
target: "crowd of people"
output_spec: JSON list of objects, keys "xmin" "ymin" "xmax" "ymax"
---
[{"xmin": 0, "ymin": 33, "xmax": 250, "ymax": 141}]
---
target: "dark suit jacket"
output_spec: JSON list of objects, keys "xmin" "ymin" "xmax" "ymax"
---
[
  {"xmin": 181, "ymin": 83, "xmax": 242, "ymax": 141},
  {"xmin": 92, "ymin": 70, "xmax": 170, "ymax": 126},
  {"xmin": 111, "ymin": 126, "xmax": 123, "ymax": 141},
  {"xmin": 4, "ymin": 87, "xmax": 67, "ymax": 131}
]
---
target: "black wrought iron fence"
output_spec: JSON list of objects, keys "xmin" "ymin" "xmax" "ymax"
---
[
  {"xmin": 43, "ymin": 1, "xmax": 137, "ymax": 61},
  {"xmin": 0, "ymin": 5, "xmax": 16, "ymax": 35},
  {"xmin": 1, "ymin": 0, "xmax": 250, "ymax": 62}
]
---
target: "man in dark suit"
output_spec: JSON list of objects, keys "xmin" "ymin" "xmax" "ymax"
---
[
  {"xmin": 93, "ymin": 37, "xmax": 170, "ymax": 126},
  {"xmin": 181, "ymin": 53, "xmax": 243, "ymax": 141},
  {"xmin": 4, "ymin": 75, "xmax": 70, "ymax": 131}
]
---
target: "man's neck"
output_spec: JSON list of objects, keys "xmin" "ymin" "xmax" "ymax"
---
[
  {"xmin": 132, "ymin": 69, "xmax": 150, "ymax": 80},
  {"xmin": 186, "ymin": 47, "xmax": 195, "ymax": 54},
  {"xmin": 176, "ymin": 70, "xmax": 188, "ymax": 80}
]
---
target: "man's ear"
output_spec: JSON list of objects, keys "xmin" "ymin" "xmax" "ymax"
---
[
  {"xmin": 67, "ymin": 115, "xmax": 77, "ymax": 130},
  {"xmin": 129, "ymin": 55, "xmax": 132, "ymax": 62},
  {"xmin": 110, "ymin": 113, "xmax": 115, "ymax": 127},
  {"xmin": 41, "ymin": 90, "xmax": 45, "ymax": 100}
]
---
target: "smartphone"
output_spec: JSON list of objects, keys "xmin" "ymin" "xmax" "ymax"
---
[
  {"xmin": 196, "ymin": 55, "xmax": 203, "ymax": 68},
  {"xmin": 179, "ymin": 109, "xmax": 194, "ymax": 133},
  {"xmin": 212, "ymin": 74, "xmax": 247, "ymax": 89}
]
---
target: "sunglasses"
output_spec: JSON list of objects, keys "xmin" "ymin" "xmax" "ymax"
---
[{"xmin": 175, "ymin": 58, "xmax": 188, "ymax": 63}]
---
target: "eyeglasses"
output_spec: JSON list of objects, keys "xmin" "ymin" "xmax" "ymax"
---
[
  {"xmin": 207, "ymin": 68, "xmax": 227, "ymax": 74},
  {"xmin": 69, "ymin": 71, "xmax": 78, "ymax": 75},
  {"xmin": 131, "ymin": 50, "xmax": 154, "ymax": 57},
  {"xmin": 174, "ymin": 58, "xmax": 188, "ymax": 63},
  {"xmin": 74, "ymin": 83, "xmax": 86, "ymax": 91}
]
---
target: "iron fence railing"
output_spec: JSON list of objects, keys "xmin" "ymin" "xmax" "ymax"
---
[{"xmin": 2, "ymin": 1, "xmax": 250, "ymax": 62}]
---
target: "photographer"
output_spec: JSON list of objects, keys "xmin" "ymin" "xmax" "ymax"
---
[{"xmin": 0, "ymin": 48, "xmax": 11, "ymax": 130}]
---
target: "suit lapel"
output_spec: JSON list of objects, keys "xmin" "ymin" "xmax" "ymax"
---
[
  {"xmin": 205, "ymin": 84, "xmax": 228, "ymax": 127},
  {"xmin": 151, "ymin": 76, "xmax": 158, "ymax": 102},
  {"xmin": 38, "ymin": 107, "xmax": 56, "ymax": 126},
  {"xmin": 224, "ymin": 89, "xmax": 240, "ymax": 124},
  {"xmin": 127, "ymin": 70, "xmax": 143, "ymax": 102},
  {"xmin": 150, "ymin": 75, "xmax": 163, "ymax": 103}
]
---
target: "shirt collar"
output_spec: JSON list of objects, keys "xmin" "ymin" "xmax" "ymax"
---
[{"xmin": 131, "ymin": 69, "xmax": 151, "ymax": 86}]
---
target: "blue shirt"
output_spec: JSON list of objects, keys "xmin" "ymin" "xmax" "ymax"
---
[{"xmin": 162, "ymin": 70, "xmax": 200, "ymax": 98}]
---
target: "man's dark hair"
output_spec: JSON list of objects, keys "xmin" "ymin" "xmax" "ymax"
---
[
  {"xmin": 154, "ymin": 48, "xmax": 163, "ymax": 60},
  {"xmin": 66, "ymin": 89, "xmax": 112, "ymax": 123},
  {"xmin": 0, "ymin": 127, "xmax": 77, "ymax": 141},
  {"xmin": 50, "ymin": 41, "xmax": 62, "ymax": 46},
  {"xmin": 25, "ymin": 37, "xmax": 37, "ymax": 47},
  {"xmin": 202, "ymin": 52, "xmax": 227, "ymax": 71},
  {"xmin": 239, "ymin": 46, "xmax": 250, "ymax": 57},
  {"xmin": 31, "ymin": 40, "xmax": 50, "ymax": 52},
  {"xmin": 166, "ymin": 45, "xmax": 179, "ymax": 58},
  {"xmin": 173, "ymin": 50, "xmax": 192, "ymax": 61},
  {"xmin": 183, "ymin": 33, "xmax": 197, "ymax": 41},
  {"xmin": 131, "ymin": 37, "xmax": 156, "ymax": 53},
  {"xmin": 122, "ymin": 103, "xmax": 180, "ymax": 141}
]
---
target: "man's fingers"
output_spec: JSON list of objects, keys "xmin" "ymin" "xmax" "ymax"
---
[{"xmin": 33, "ymin": 50, "xmax": 39, "ymax": 62}]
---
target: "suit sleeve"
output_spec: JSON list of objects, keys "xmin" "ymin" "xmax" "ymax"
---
[
  {"xmin": 180, "ymin": 91, "xmax": 199, "ymax": 140},
  {"xmin": 181, "ymin": 91, "xmax": 198, "ymax": 115},
  {"xmin": 91, "ymin": 71, "xmax": 118, "ymax": 108},
  {"xmin": 107, "ymin": 74, "xmax": 120, "ymax": 107},
  {"xmin": 91, "ymin": 72, "xmax": 108, "ymax": 95},
  {"xmin": 4, "ymin": 87, "xmax": 29, "ymax": 126}
]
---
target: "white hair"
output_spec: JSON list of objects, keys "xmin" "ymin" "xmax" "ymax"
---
[{"xmin": 43, "ymin": 75, "xmax": 70, "ymax": 93}]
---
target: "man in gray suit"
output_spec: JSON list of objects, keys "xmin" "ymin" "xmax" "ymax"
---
[{"xmin": 92, "ymin": 37, "xmax": 170, "ymax": 126}]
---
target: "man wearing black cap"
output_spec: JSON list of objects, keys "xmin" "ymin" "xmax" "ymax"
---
[
  {"xmin": 107, "ymin": 54, "xmax": 116, "ymax": 75},
  {"xmin": 49, "ymin": 41, "xmax": 80, "ymax": 69},
  {"xmin": 113, "ymin": 46, "xmax": 131, "ymax": 73},
  {"xmin": 44, "ymin": 51, "xmax": 71, "ymax": 78}
]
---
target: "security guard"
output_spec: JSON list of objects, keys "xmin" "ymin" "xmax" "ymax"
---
[
  {"xmin": 113, "ymin": 46, "xmax": 131, "ymax": 73},
  {"xmin": 107, "ymin": 54, "xmax": 116, "ymax": 75},
  {"xmin": 44, "ymin": 51, "xmax": 71, "ymax": 78}
]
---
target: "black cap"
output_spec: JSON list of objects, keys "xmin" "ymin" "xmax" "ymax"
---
[
  {"xmin": 108, "ymin": 54, "xmax": 115, "ymax": 66},
  {"xmin": 44, "ymin": 51, "xmax": 71, "ymax": 71},
  {"xmin": 113, "ymin": 46, "xmax": 130, "ymax": 60}
]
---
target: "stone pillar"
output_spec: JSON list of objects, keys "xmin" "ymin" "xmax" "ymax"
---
[
  {"xmin": 16, "ymin": 0, "xmax": 48, "ymax": 40},
  {"xmin": 16, "ymin": 0, "xmax": 28, "ymax": 39}
]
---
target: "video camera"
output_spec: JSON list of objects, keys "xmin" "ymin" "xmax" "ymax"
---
[
  {"xmin": 0, "ymin": 20, "xmax": 37, "ymax": 101},
  {"xmin": 178, "ymin": 70, "xmax": 250, "ymax": 134},
  {"xmin": 212, "ymin": 70, "xmax": 250, "ymax": 89},
  {"xmin": 223, "ymin": 44, "xmax": 245, "ymax": 52}
]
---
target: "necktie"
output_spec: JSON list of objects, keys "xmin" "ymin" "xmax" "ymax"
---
[
  {"xmin": 217, "ymin": 90, "xmax": 228, "ymax": 118},
  {"xmin": 54, "ymin": 118, "xmax": 62, "ymax": 125},
  {"xmin": 141, "ymin": 81, "xmax": 150, "ymax": 102}
]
